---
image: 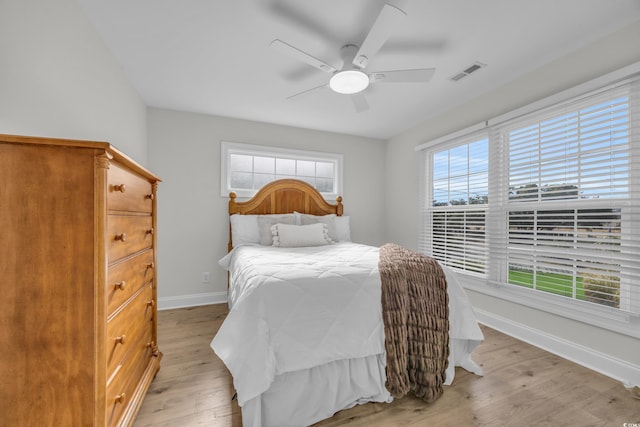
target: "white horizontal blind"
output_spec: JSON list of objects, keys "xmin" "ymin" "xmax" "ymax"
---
[
  {"xmin": 432, "ymin": 209, "xmax": 487, "ymax": 274},
  {"xmin": 419, "ymin": 71, "xmax": 640, "ymax": 320},
  {"xmin": 422, "ymin": 134, "xmax": 489, "ymax": 275},
  {"xmin": 494, "ymin": 77, "xmax": 640, "ymax": 314}
]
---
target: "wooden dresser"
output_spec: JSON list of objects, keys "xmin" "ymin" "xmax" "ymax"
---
[{"xmin": 0, "ymin": 134, "xmax": 162, "ymax": 426}]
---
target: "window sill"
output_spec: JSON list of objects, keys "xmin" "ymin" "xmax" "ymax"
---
[{"xmin": 455, "ymin": 272, "xmax": 640, "ymax": 339}]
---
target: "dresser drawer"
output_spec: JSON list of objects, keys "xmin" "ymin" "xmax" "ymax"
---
[
  {"xmin": 107, "ymin": 249, "xmax": 155, "ymax": 316},
  {"xmin": 108, "ymin": 163, "xmax": 154, "ymax": 213},
  {"xmin": 106, "ymin": 284, "xmax": 154, "ymax": 378},
  {"xmin": 108, "ymin": 215, "xmax": 154, "ymax": 262},
  {"xmin": 106, "ymin": 334, "xmax": 155, "ymax": 427}
]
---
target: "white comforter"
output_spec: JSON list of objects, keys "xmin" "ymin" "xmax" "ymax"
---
[{"xmin": 212, "ymin": 242, "xmax": 483, "ymax": 408}]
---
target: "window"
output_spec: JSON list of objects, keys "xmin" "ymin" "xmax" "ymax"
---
[
  {"xmin": 418, "ymin": 66, "xmax": 640, "ymax": 335},
  {"xmin": 500, "ymin": 92, "xmax": 633, "ymax": 311},
  {"xmin": 221, "ymin": 141, "xmax": 343, "ymax": 199},
  {"xmin": 427, "ymin": 136, "xmax": 489, "ymax": 275}
]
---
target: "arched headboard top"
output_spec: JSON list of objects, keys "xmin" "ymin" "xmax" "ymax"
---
[{"xmin": 229, "ymin": 179, "xmax": 343, "ymax": 216}]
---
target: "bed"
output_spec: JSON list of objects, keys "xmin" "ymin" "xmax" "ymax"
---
[{"xmin": 211, "ymin": 179, "xmax": 484, "ymax": 427}]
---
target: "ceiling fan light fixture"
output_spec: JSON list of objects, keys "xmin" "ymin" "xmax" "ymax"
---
[{"xmin": 329, "ymin": 70, "xmax": 370, "ymax": 94}]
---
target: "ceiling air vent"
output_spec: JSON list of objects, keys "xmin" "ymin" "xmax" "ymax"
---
[{"xmin": 449, "ymin": 62, "xmax": 486, "ymax": 82}]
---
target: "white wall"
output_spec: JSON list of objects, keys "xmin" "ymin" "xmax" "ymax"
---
[
  {"xmin": 385, "ymin": 21, "xmax": 640, "ymax": 382},
  {"xmin": 0, "ymin": 0, "xmax": 148, "ymax": 164},
  {"xmin": 148, "ymin": 108, "xmax": 386, "ymax": 308}
]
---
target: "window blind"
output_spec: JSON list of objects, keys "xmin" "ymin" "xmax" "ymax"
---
[
  {"xmin": 493, "ymin": 77, "xmax": 640, "ymax": 314},
  {"xmin": 420, "ymin": 134, "xmax": 489, "ymax": 275},
  {"xmin": 419, "ymin": 70, "xmax": 640, "ymax": 325}
]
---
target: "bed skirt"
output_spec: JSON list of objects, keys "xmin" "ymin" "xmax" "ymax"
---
[{"xmin": 241, "ymin": 353, "xmax": 392, "ymax": 427}]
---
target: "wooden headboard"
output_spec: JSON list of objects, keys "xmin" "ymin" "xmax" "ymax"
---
[{"xmin": 228, "ymin": 179, "xmax": 343, "ymax": 251}]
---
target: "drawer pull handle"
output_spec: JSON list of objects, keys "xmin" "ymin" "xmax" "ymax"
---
[
  {"xmin": 147, "ymin": 300, "xmax": 155, "ymax": 308},
  {"xmin": 113, "ymin": 184, "xmax": 126, "ymax": 193},
  {"xmin": 146, "ymin": 341, "xmax": 156, "ymax": 349},
  {"xmin": 146, "ymin": 262, "xmax": 155, "ymax": 270},
  {"xmin": 115, "ymin": 335, "xmax": 126, "ymax": 345},
  {"xmin": 145, "ymin": 193, "xmax": 154, "ymax": 200},
  {"xmin": 114, "ymin": 281, "xmax": 126, "ymax": 291},
  {"xmin": 146, "ymin": 228, "xmax": 154, "ymax": 235},
  {"xmin": 114, "ymin": 393, "xmax": 127, "ymax": 404},
  {"xmin": 115, "ymin": 233, "xmax": 127, "ymax": 242}
]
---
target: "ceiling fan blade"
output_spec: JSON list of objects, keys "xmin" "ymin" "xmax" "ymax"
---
[
  {"xmin": 270, "ymin": 39, "xmax": 337, "ymax": 73},
  {"xmin": 352, "ymin": 3, "xmax": 406, "ymax": 69},
  {"xmin": 269, "ymin": 2, "xmax": 341, "ymax": 46},
  {"xmin": 369, "ymin": 68, "xmax": 436, "ymax": 83},
  {"xmin": 351, "ymin": 93, "xmax": 369, "ymax": 113},
  {"xmin": 286, "ymin": 83, "xmax": 328, "ymax": 100}
]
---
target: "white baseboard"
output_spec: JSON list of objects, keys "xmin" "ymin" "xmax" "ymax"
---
[
  {"xmin": 474, "ymin": 308, "xmax": 640, "ymax": 388},
  {"xmin": 158, "ymin": 291, "xmax": 227, "ymax": 310}
]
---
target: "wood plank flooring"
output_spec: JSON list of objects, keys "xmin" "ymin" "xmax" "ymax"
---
[{"xmin": 134, "ymin": 304, "xmax": 639, "ymax": 427}]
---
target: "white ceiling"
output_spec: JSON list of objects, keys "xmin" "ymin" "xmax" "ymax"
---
[{"xmin": 77, "ymin": 0, "xmax": 640, "ymax": 140}]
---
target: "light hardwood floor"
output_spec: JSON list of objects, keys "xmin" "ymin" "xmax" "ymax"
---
[{"xmin": 134, "ymin": 304, "xmax": 639, "ymax": 427}]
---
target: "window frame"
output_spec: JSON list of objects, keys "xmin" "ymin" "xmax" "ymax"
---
[
  {"xmin": 220, "ymin": 141, "xmax": 343, "ymax": 199},
  {"xmin": 416, "ymin": 62, "xmax": 640, "ymax": 338}
]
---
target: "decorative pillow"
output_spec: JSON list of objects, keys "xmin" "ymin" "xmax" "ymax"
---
[
  {"xmin": 257, "ymin": 214, "xmax": 295, "ymax": 245},
  {"xmin": 296, "ymin": 213, "xmax": 338, "ymax": 242},
  {"xmin": 271, "ymin": 223, "xmax": 334, "ymax": 247}
]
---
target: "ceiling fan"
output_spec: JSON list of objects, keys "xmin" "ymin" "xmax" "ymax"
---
[{"xmin": 270, "ymin": 2, "xmax": 436, "ymax": 112}]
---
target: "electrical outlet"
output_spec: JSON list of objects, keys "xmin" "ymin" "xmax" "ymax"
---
[{"xmin": 202, "ymin": 272, "xmax": 210, "ymax": 283}]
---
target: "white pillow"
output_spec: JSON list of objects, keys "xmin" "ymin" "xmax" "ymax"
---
[
  {"xmin": 296, "ymin": 213, "xmax": 338, "ymax": 242},
  {"xmin": 294, "ymin": 212, "xmax": 351, "ymax": 242},
  {"xmin": 334, "ymin": 215, "xmax": 351, "ymax": 242},
  {"xmin": 230, "ymin": 214, "xmax": 260, "ymax": 246},
  {"xmin": 257, "ymin": 214, "xmax": 295, "ymax": 245},
  {"xmin": 271, "ymin": 223, "xmax": 334, "ymax": 247},
  {"xmin": 230, "ymin": 214, "xmax": 295, "ymax": 246}
]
